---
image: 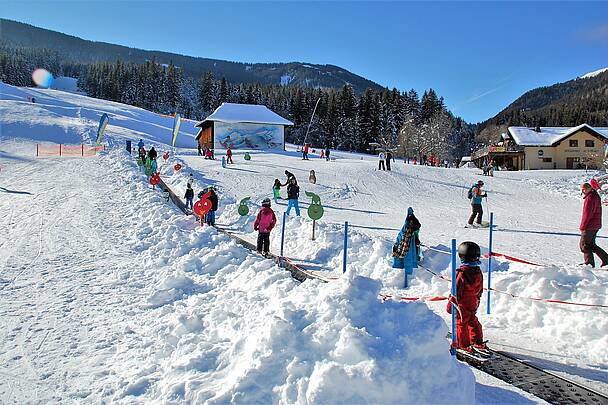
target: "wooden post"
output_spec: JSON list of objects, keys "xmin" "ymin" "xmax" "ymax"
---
[
  {"xmin": 59, "ymin": 144, "xmax": 62, "ymax": 156},
  {"xmin": 81, "ymin": 144, "xmax": 84, "ymax": 157},
  {"xmin": 36, "ymin": 144, "xmax": 39, "ymax": 157}
]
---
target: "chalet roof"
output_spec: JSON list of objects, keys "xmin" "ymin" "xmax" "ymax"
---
[
  {"xmin": 507, "ymin": 124, "xmax": 608, "ymax": 146},
  {"xmin": 195, "ymin": 103, "xmax": 293, "ymax": 127}
]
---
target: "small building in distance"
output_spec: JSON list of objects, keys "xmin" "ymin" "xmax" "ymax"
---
[
  {"xmin": 195, "ymin": 103, "xmax": 293, "ymax": 151},
  {"xmin": 472, "ymin": 124, "xmax": 608, "ymax": 170}
]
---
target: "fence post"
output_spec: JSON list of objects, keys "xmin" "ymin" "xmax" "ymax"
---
[
  {"xmin": 59, "ymin": 144, "xmax": 62, "ymax": 156},
  {"xmin": 342, "ymin": 221, "xmax": 348, "ymax": 273},
  {"xmin": 279, "ymin": 212, "xmax": 286, "ymax": 266},
  {"xmin": 81, "ymin": 144, "xmax": 84, "ymax": 157},
  {"xmin": 487, "ymin": 212, "xmax": 494, "ymax": 315},
  {"xmin": 36, "ymin": 144, "xmax": 39, "ymax": 157},
  {"xmin": 451, "ymin": 238, "xmax": 457, "ymax": 356}
]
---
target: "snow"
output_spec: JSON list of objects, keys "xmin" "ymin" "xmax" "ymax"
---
[
  {"xmin": 280, "ymin": 74, "xmax": 293, "ymax": 86},
  {"xmin": 1, "ymin": 82, "xmax": 607, "ymax": 402},
  {"xmin": 508, "ymin": 124, "xmax": 608, "ymax": 146},
  {"xmin": 580, "ymin": 67, "xmax": 608, "ymax": 79},
  {"xmin": 50, "ymin": 76, "xmax": 82, "ymax": 94},
  {"xmin": 197, "ymin": 102, "xmax": 293, "ymax": 127}
]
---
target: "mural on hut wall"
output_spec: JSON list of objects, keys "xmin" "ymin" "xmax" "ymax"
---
[{"xmin": 214, "ymin": 121, "xmax": 284, "ymax": 149}]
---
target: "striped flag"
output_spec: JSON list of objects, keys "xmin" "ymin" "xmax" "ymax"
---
[
  {"xmin": 171, "ymin": 114, "xmax": 182, "ymax": 147},
  {"xmin": 95, "ymin": 113, "xmax": 109, "ymax": 145}
]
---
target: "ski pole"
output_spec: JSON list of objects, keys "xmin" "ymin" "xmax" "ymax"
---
[{"xmin": 451, "ymin": 238, "xmax": 457, "ymax": 356}]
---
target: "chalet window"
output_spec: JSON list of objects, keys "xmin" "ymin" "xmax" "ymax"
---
[
  {"xmin": 585, "ymin": 140, "xmax": 595, "ymax": 147},
  {"xmin": 569, "ymin": 139, "xmax": 578, "ymax": 147},
  {"xmin": 542, "ymin": 158, "xmax": 552, "ymax": 163}
]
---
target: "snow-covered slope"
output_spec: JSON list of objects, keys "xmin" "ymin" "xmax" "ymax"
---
[
  {"xmin": 580, "ymin": 67, "xmax": 608, "ymax": 79},
  {"xmin": 1, "ymin": 82, "xmax": 606, "ymax": 402}
]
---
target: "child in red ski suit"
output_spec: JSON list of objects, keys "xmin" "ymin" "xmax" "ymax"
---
[
  {"xmin": 254, "ymin": 198, "xmax": 277, "ymax": 256},
  {"xmin": 447, "ymin": 241, "xmax": 484, "ymax": 351}
]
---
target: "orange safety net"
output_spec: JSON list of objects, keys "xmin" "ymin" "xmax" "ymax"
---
[{"xmin": 36, "ymin": 144, "xmax": 105, "ymax": 157}]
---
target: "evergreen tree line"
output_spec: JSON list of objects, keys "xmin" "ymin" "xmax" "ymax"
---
[{"xmin": 0, "ymin": 48, "xmax": 476, "ymax": 159}]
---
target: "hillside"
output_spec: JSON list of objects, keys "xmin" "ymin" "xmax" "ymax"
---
[
  {"xmin": 0, "ymin": 18, "xmax": 382, "ymax": 93},
  {"xmin": 476, "ymin": 69, "xmax": 608, "ymax": 143},
  {"xmin": 1, "ymin": 82, "xmax": 607, "ymax": 402}
]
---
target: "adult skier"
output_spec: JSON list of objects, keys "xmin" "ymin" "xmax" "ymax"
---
[
  {"xmin": 467, "ymin": 180, "xmax": 487, "ymax": 227},
  {"xmin": 392, "ymin": 207, "xmax": 421, "ymax": 269},
  {"xmin": 378, "ymin": 151, "xmax": 386, "ymax": 171},
  {"xmin": 580, "ymin": 182, "xmax": 608, "ymax": 267},
  {"xmin": 325, "ymin": 147, "xmax": 331, "ymax": 161},
  {"xmin": 286, "ymin": 178, "xmax": 301, "ymax": 216},
  {"xmin": 446, "ymin": 241, "xmax": 487, "ymax": 356},
  {"xmin": 254, "ymin": 198, "xmax": 277, "ymax": 256}
]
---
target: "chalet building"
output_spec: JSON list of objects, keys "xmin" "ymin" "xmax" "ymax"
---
[
  {"xmin": 195, "ymin": 103, "xmax": 293, "ymax": 151},
  {"xmin": 472, "ymin": 124, "xmax": 608, "ymax": 170}
]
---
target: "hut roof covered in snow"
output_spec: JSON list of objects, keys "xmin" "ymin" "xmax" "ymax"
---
[
  {"xmin": 196, "ymin": 103, "xmax": 293, "ymax": 127},
  {"xmin": 507, "ymin": 124, "xmax": 608, "ymax": 146}
]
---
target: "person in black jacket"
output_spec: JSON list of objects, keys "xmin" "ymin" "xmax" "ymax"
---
[
  {"xmin": 286, "ymin": 178, "xmax": 300, "ymax": 216},
  {"xmin": 206, "ymin": 187, "xmax": 219, "ymax": 226},
  {"xmin": 281, "ymin": 170, "xmax": 296, "ymax": 187},
  {"xmin": 147, "ymin": 147, "xmax": 157, "ymax": 160},
  {"xmin": 184, "ymin": 183, "xmax": 194, "ymax": 210}
]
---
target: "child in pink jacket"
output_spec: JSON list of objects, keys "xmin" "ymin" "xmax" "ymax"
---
[{"xmin": 254, "ymin": 198, "xmax": 277, "ymax": 256}]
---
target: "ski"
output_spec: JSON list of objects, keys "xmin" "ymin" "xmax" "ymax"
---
[{"xmin": 455, "ymin": 348, "xmax": 491, "ymax": 364}]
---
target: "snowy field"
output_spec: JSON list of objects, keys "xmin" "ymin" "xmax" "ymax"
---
[{"xmin": 1, "ymin": 82, "xmax": 606, "ymax": 403}]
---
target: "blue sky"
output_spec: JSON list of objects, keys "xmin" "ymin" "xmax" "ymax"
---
[{"xmin": 2, "ymin": 1, "xmax": 607, "ymax": 123}]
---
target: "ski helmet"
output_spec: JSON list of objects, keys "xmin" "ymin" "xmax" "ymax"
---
[
  {"xmin": 262, "ymin": 198, "xmax": 271, "ymax": 207},
  {"xmin": 457, "ymin": 241, "xmax": 481, "ymax": 262}
]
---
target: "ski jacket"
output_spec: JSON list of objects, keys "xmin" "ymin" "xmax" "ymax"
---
[
  {"xmin": 185, "ymin": 188, "xmax": 194, "ymax": 199},
  {"xmin": 326, "ymin": 149, "xmax": 330, "ymax": 157},
  {"xmin": 254, "ymin": 207, "xmax": 277, "ymax": 233},
  {"xmin": 287, "ymin": 183, "xmax": 300, "ymax": 200},
  {"xmin": 303, "ymin": 144, "xmax": 309, "ymax": 153},
  {"xmin": 148, "ymin": 148, "xmax": 157, "ymax": 160},
  {"xmin": 471, "ymin": 186, "xmax": 486, "ymax": 205},
  {"xmin": 282, "ymin": 171, "xmax": 296, "ymax": 187},
  {"xmin": 379, "ymin": 152, "xmax": 385, "ymax": 161},
  {"xmin": 138, "ymin": 140, "xmax": 144, "ymax": 149},
  {"xmin": 209, "ymin": 192, "xmax": 219, "ymax": 211},
  {"xmin": 455, "ymin": 265, "xmax": 483, "ymax": 310},
  {"xmin": 581, "ymin": 190, "xmax": 602, "ymax": 231}
]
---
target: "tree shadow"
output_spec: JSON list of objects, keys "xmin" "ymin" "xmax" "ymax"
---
[
  {"xmin": 0, "ymin": 187, "xmax": 33, "ymax": 195},
  {"xmin": 0, "ymin": 150, "xmax": 35, "ymax": 163}
]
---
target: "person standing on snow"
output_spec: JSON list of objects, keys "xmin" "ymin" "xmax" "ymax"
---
[
  {"xmin": 392, "ymin": 207, "xmax": 422, "ymax": 269},
  {"xmin": 580, "ymin": 183, "xmax": 608, "ymax": 267},
  {"xmin": 286, "ymin": 178, "xmax": 301, "ymax": 216},
  {"xmin": 272, "ymin": 178, "xmax": 282, "ymax": 204},
  {"xmin": 254, "ymin": 198, "xmax": 277, "ymax": 257},
  {"xmin": 302, "ymin": 143, "xmax": 310, "ymax": 160},
  {"xmin": 147, "ymin": 147, "xmax": 158, "ymax": 161},
  {"xmin": 378, "ymin": 151, "xmax": 386, "ymax": 171},
  {"xmin": 446, "ymin": 241, "xmax": 487, "ymax": 355},
  {"xmin": 137, "ymin": 139, "xmax": 144, "ymax": 153},
  {"xmin": 206, "ymin": 187, "xmax": 219, "ymax": 226},
  {"xmin": 184, "ymin": 183, "xmax": 194, "ymax": 210},
  {"xmin": 385, "ymin": 151, "xmax": 393, "ymax": 171},
  {"xmin": 226, "ymin": 147, "xmax": 233, "ymax": 164},
  {"xmin": 325, "ymin": 147, "xmax": 331, "ymax": 161},
  {"xmin": 467, "ymin": 180, "xmax": 487, "ymax": 227}
]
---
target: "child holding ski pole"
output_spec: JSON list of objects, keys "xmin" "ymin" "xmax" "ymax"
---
[
  {"xmin": 272, "ymin": 179, "xmax": 282, "ymax": 204},
  {"xmin": 446, "ymin": 241, "xmax": 489, "ymax": 358}
]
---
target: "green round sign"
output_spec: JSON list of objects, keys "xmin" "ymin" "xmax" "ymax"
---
[{"xmin": 308, "ymin": 205, "xmax": 324, "ymax": 220}]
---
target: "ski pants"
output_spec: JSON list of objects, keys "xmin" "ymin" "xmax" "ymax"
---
[
  {"xmin": 378, "ymin": 160, "xmax": 386, "ymax": 170},
  {"xmin": 386, "ymin": 159, "xmax": 391, "ymax": 171},
  {"xmin": 227, "ymin": 156, "xmax": 233, "ymax": 164},
  {"xmin": 185, "ymin": 197, "xmax": 193, "ymax": 210},
  {"xmin": 580, "ymin": 230, "xmax": 608, "ymax": 267},
  {"xmin": 286, "ymin": 199, "xmax": 300, "ymax": 216},
  {"xmin": 456, "ymin": 304, "xmax": 483, "ymax": 348},
  {"xmin": 273, "ymin": 188, "xmax": 280, "ymax": 204},
  {"xmin": 205, "ymin": 210, "xmax": 216, "ymax": 226},
  {"xmin": 257, "ymin": 232, "xmax": 271, "ymax": 253},
  {"xmin": 468, "ymin": 204, "xmax": 483, "ymax": 225}
]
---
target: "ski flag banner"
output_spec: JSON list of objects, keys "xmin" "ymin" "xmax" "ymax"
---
[
  {"xmin": 171, "ymin": 114, "xmax": 182, "ymax": 147},
  {"xmin": 95, "ymin": 113, "xmax": 109, "ymax": 145}
]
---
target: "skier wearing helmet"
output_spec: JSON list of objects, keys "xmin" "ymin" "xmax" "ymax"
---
[
  {"xmin": 446, "ymin": 241, "xmax": 487, "ymax": 356},
  {"xmin": 254, "ymin": 198, "xmax": 277, "ymax": 256},
  {"xmin": 467, "ymin": 180, "xmax": 487, "ymax": 227}
]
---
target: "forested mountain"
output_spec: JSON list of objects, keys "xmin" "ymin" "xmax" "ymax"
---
[
  {"xmin": 477, "ymin": 69, "xmax": 608, "ymax": 143},
  {"xmin": 0, "ymin": 18, "xmax": 381, "ymax": 93}
]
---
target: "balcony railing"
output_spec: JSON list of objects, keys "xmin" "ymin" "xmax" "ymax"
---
[{"xmin": 471, "ymin": 145, "xmax": 524, "ymax": 160}]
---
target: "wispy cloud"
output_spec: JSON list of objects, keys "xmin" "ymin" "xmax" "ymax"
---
[{"xmin": 579, "ymin": 24, "xmax": 608, "ymax": 43}]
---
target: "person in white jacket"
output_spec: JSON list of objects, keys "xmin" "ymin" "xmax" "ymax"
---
[{"xmin": 378, "ymin": 152, "xmax": 386, "ymax": 170}]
